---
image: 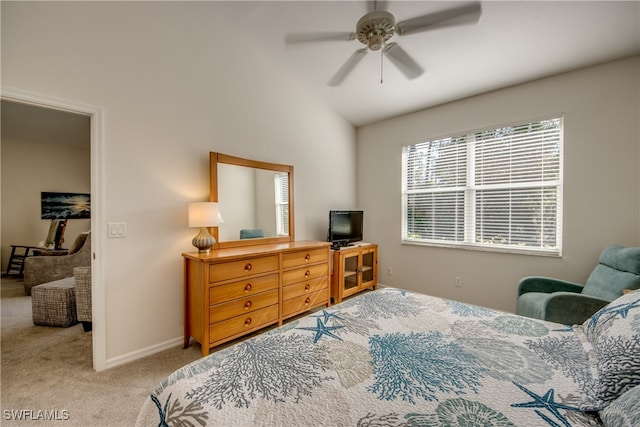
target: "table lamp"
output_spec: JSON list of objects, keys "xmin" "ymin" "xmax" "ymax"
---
[{"xmin": 188, "ymin": 202, "xmax": 219, "ymax": 253}]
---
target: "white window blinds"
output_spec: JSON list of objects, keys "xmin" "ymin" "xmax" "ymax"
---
[
  {"xmin": 274, "ymin": 173, "xmax": 289, "ymax": 236},
  {"xmin": 402, "ymin": 117, "xmax": 563, "ymax": 255}
]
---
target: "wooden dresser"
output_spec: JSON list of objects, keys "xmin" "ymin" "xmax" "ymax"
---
[{"xmin": 183, "ymin": 241, "xmax": 330, "ymax": 356}]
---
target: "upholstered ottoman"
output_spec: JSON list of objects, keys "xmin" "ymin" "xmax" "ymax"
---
[{"xmin": 31, "ymin": 277, "xmax": 78, "ymax": 327}]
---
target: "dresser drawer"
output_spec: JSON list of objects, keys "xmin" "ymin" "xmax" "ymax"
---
[
  {"xmin": 282, "ymin": 248, "xmax": 329, "ymax": 269},
  {"xmin": 282, "ymin": 277, "xmax": 328, "ymax": 301},
  {"xmin": 210, "ymin": 304, "xmax": 279, "ymax": 344},
  {"xmin": 282, "ymin": 263, "xmax": 329, "ymax": 286},
  {"xmin": 210, "ymin": 289, "xmax": 279, "ymax": 324},
  {"xmin": 209, "ymin": 273, "xmax": 278, "ymax": 304},
  {"xmin": 209, "ymin": 255, "xmax": 279, "ymax": 283},
  {"xmin": 282, "ymin": 289, "xmax": 327, "ymax": 318}
]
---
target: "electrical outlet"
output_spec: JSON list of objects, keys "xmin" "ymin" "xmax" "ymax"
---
[
  {"xmin": 455, "ymin": 276, "xmax": 462, "ymax": 288},
  {"xmin": 387, "ymin": 266, "xmax": 393, "ymax": 276}
]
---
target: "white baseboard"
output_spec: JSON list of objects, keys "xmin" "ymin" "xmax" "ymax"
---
[{"xmin": 104, "ymin": 336, "xmax": 183, "ymax": 370}]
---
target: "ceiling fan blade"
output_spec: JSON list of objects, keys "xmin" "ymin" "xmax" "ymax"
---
[
  {"xmin": 396, "ymin": 2, "xmax": 482, "ymax": 36},
  {"xmin": 383, "ymin": 43, "xmax": 423, "ymax": 80},
  {"xmin": 328, "ymin": 49, "xmax": 368, "ymax": 86},
  {"xmin": 284, "ymin": 32, "xmax": 356, "ymax": 45}
]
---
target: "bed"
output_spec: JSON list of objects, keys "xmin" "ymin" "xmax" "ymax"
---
[{"xmin": 136, "ymin": 287, "xmax": 640, "ymax": 426}]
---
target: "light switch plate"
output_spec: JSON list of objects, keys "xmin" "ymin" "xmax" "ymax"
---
[{"xmin": 107, "ymin": 222, "xmax": 127, "ymax": 238}]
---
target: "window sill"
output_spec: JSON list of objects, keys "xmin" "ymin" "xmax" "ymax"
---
[{"xmin": 401, "ymin": 239, "xmax": 561, "ymax": 257}]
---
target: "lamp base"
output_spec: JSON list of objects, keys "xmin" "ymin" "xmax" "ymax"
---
[{"xmin": 192, "ymin": 227, "xmax": 216, "ymax": 253}]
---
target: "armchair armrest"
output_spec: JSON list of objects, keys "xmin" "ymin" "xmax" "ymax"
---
[
  {"xmin": 32, "ymin": 249, "xmax": 69, "ymax": 256},
  {"xmin": 517, "ymin": 276, "xmax": 584, "ymax": 296},
  {"xmin": 541, "ymin": 292, "xmax": 611, "ymax": 325},
  {"xmin": 74, "ymin": 267, "xmax": 92, "ymax": 325}
]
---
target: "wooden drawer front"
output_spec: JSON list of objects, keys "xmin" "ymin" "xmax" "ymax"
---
[
  {"xmin": 210, "ymin": 289, "xmax": 279, "ymax": 324},
  {"xmin": 282, "ymin": 263, "xmax": 328, "ymax": 286},
  {"xmin": 209, "ymin": 255, "xmax": 278, "ymax": 283},
  {"xmin": 209, "ymin": 273, "xmax": 278, "ymax": 304},
  {"xmin": 210, "ymin": 304, "xmax": 279, "ymax": 344},
  {"xmin": 282, "ymin": 289, "xmax": 327, "ymax": 317},
  {"xmin": 282, "ymin": 248, "xmax": 329, "ymax": 269},
  {"xmin": 282, "ymin": 277, "xmax": 328, "ymax": 301}
]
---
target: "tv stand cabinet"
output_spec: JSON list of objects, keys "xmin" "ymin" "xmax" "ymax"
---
[{"xmin": 330, "ymin": 243, "xmax": 377, "ymax": 304}]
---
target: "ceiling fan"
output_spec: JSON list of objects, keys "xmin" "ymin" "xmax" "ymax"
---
[{"xmin": 284, "ymin": 1, "xmax": 482, "ymax": 86}]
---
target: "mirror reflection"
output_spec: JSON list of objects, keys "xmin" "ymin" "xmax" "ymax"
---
[
  {"xmin": 217, "ymin": 163, "xmax": 290, "ymax": 242},
  {"xmin": 210, "ymin": 152, "xmax": 294, "ymax": 249}
]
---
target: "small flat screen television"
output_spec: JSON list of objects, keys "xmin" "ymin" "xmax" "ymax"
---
[{"xmin": 328, "ymin": 210, "xmax": 364, "ymax": 248}]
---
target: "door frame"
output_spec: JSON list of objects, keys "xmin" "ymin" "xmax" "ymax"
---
[{"xmin": 1, "ymin": 87, "xmax": 106, "ymax": 371}]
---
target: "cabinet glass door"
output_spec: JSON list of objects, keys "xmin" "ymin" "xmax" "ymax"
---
[
  {"xmin": 342, "ymin": 253, "xmax": 359, "ymax": 294},
  {"xmin": 361, "ymin": 251, "xmax": 375, "ymax": 286}
]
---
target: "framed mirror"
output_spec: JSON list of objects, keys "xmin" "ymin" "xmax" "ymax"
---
[{"xmin": 210, "ymin": 152, "xmax": 295, "ymax": 249}]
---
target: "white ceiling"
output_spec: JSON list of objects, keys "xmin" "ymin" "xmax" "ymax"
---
[
  {"xmin": 1, "ymin": 100, "xmax": 90, "ymax": 147},
  {"xmin": 2, "ymin": 1, "xmax": 638, "ymax": 136},
  {"xmin": 217, "ymin": 0, "xmax": 640, "ymax": 126}
]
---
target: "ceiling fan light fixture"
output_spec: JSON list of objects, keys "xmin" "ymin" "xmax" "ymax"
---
[
  {"xmin": 367, "ymin": 31, "xmax": 385, "ymax": 50},
  {"xmin": 356, "ymin": 10, "xmax": 395, "ymax": 51}
]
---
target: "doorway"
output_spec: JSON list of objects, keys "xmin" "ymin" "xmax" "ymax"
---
[{"xmin": 0, "ymin": 88, "xmax": 105, "ymax": 370}]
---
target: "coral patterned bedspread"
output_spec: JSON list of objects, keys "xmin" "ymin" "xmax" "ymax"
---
[{"xmin": 136, "ymin": 287, "xmax": 605, "ymax": 426}]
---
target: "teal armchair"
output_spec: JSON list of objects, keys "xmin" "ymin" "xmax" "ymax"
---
[
  {"xmin": 239, "ymin": 229, "xmax": 264, "ymax": 239},
  {"xmin": 516, "ymin": 245, "xmax": 640, "ymax": 325}
]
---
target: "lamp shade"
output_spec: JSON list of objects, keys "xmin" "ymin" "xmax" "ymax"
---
[{"xmin": 188, "ymin": 202, "xmax": 219, "ymax": 228}]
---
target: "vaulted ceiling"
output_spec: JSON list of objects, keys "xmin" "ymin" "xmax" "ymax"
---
[
  {"xmin": 2, "ymin": 1, "xmax": 639, "ymax": 135},
  {"xmin": 217, "ymin": 1, "xmax": 640, "ymax": 126}
]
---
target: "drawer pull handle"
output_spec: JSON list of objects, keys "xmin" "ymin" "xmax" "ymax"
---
[
  {"xmin": 304, "ymin": 253, "xmax": 311, "ymax": 261},
  {"xmin": 304, "ymin": 270, "xmax": 311, "ymax": 278},
  {"xmin": 244, "ymin": 301, "xmax": 252, "ymax": 310},
  {"xmin": 244, "ymin": 283, "xmax": 252, "ymax": 292},
  {"xmin": 244, "ymin": 263, "xmax": 253, "ymax": 272},
  {"xmin": 244, "ymin": 318, "xmax": 252, "ymax": 327},
  {"xmin": 304, "ymin": 297, "xmax": 311, "ymax": 306},
  {"xmin": 304, "ymin": 284, "xmax": 311, "ymax": 292}
]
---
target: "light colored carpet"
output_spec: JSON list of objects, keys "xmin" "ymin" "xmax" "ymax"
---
[{"xmin": 1, "ymin": 276, "xmax": 201, "ymax": 426}]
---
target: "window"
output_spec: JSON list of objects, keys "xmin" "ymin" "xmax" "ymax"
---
[
  {"xmin": 402, "ymin": 117, "xmax": 563, "ymax": 255},
  {"xmin": 274, "ymin": 172, "xmax": 289, "ymax": 236}
]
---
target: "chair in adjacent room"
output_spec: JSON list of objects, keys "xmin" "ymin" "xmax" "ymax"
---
[
  {"xmin": 4, "ymin": 219, "xmax": 67, "ymax": 277},
  {"xmin": 516, "ymin": 244, "xmax": 640, "ymax": 325},
  {"xmin": 23, "ymin": 231, "xmax": 91, "ymax": 295}
]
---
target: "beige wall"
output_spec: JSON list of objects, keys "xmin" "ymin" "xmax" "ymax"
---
[
  {"xmin": 2, "ymin": 1, "xmax": 356, "ymax": 368},
  {"xmin": 357, "ymin": 56, "xmax": 640, "ymax": 313},
  {"xmin": 1, "ymin": 137, "xmax": 91, "ymax": 268}
]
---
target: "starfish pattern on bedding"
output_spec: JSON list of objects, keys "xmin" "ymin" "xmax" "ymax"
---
[
  {"xmin": 311, "ymin": 309, "xmax": 344, "ymax": 324},
  {"xmin": 296, "ymin": 317, "xmax": 344, "ymax": 343},
  {"xmin": 150, "ymin": 393, "xmax": 170, "ymax": 427},
  {"xmin": 511, "ymin": 382, "xmax": 579, "ymax": 427},
  {"xmin": 585, "ymin": 299, "xmax": 640, "ymax": 332},
  {"xmin": 551, "ymin": 326, "xmax": 574, "ymax": 332}
]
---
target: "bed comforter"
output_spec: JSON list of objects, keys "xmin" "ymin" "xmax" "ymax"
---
[{"xmin": 137, "ymin": 287, "xmax": 640, "ymax": 426}]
